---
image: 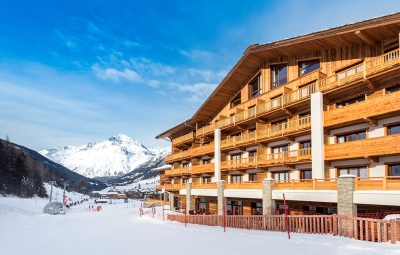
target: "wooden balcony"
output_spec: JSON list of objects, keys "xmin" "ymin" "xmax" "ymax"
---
[
  {"xmin": 257, "ymin": 116, "xmax": 311, "ymax": 143},
  {"xmin": 221, "ymin": 157, "xmax": 257, "ymax": 171},
  {"xmin": 172, "ymin": 132, "xmax": 195, "ymax": 146},
  {"xmin": 274, "ymin": 178, "xmax": 337, "ymax": 190},
  {"xmin": 235, "ymin": 107, "xmax": 256, "ymax": 124},
  {"xmin": 318, "ymin": 63, "xmax": 364, "ymax": 91},
  {"xmin": 192, "ymin": 163, "xmax": 214, "ymax": 175},
  {"xmin": 256, "ymin": 96, "xmax": 283, "ymax": 117},
  {"xmin": 155, "ymin": 185, "xmax": 165, "ymax": 191},
  {"xmin": 324, "ymin": 91, "xmax": 400, "ymax": 129},
  {"xmin": 355, "ymin": 176, "xmax": 400, "ymax": 191},
  {"xmin": 192, "ymin": 142, "xmax": 214, "ymax": 157},
  {"xmin": 165, "ymin": 167, "xmax": 192, "ymax": 177},
  {"xmin": 225, "ymin": 181, "xmax": 262, "ymax": 189},
  {"xmin": 365, "ymin": 49, "xmax": 399, "ymax": 76},
  {"xmin": 196, "ymin": 123, "xmax": 217, "ymax": 138},
  {"xmin": 164, "ymin": 149, "xmax": 192, "ymax": 164},
  {"xmin": 192, "ymin": 183, "xmax": 218, "ymax": 189},
  {"xmin": 325, "ymin": 134, "xmax": 400, "ymax": 161},
  {"xmin": 165, "ymin": 184, "xmax": 183, "ymax": 191},
  {"xmin": 257, "ymin": 149, "xmax": 311, "ymax": 167},
  {"xmin": 217, "ymin": 115, "xmax": 235, "ymax": 130}
]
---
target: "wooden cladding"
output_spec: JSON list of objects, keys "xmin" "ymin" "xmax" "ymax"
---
[{"xmin": 325, "ymin": 134, "xmax": 400, "ymax": 160}]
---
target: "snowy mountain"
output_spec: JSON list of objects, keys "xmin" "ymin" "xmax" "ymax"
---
[{"xmin": 39, "ymin": 134, "xmax": 170, "ymax": 179}]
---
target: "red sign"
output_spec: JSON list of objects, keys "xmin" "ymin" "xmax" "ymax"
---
[{"xmin": 63, "ymin": 195, "xmax": 67, "ymax": 204}]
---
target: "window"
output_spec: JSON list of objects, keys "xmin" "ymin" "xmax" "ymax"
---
[
  {"xmin": 197, "ymin": 198, "xmax": 207, "ymax": 213},
  {"xmin": 272, "ymin": 145, "xmax": 289, "ymax": 153},
  {"xmin": 337, "ymin": 130, "xmax": 366, "ymax": 143},
  {"xmin": 300, "ymin": 170, "xmax": 312, "ymax": 179},
  {"xmin": 251, "ymin": 202, "xmax": 262, "ymax": 215},
  {"xmin": 271, "ymin": 64, "xmax": 287, "ymax": 88},
  {"xmin": 202, "ymin": 177, "xmax": 211, "ymax": 184},
  {"xmin": 271, "ymin": 119, "xmax": 286, "ymax": 132},
  {"xmin": 338, "ymin": 166, "xmax": 367, "ymax": 177},
  {"xmin": 182, "ymin": 178, "xmax": 189, "ymax": 183},
  {"xmin": 336, "ymin": 95, "xmax": 365, "ymax": 108},
  {"xmin": 249, "ymin": 174, "xmax": 257, "ymax": 181},
  {"xmin": 249, "ymin": 74, "xmax": 262, "ymax": 98},
  {"xmin": 231, "ymin": 175, "xmax": 242, "ymax": 183},
  {"xmin": 299, "ymin": 141, "xmax": 311, "ymax": 155},
  {"xmin": 388, "ymin": 164, "xmax": 400, "ymax": 176},
  {"xmin": 231, "ymin": 93, "xmax": 241, "ymax": 107},
  {"xmin": 299, "ymin": 59, "xmax": 320, "ymax": 76},
  {"xmin": 202, "ymin": 159, "xmax": 211, "ymax": 164},
  {"xmin": 273, "ymin": 172, "xmax": 289, "ymax": 180},
  {"xmin": 388, "ymin": 124, "xmax": 400, "ymax": 135},
  {"xmin": 182, "ymin": 163, "xmax": 190, "ymax": 168},
  {"xmin": 386, "ymin": 84, "xmax": 400, "ymax": 94},
  {"xmin": 227, "ymin": 200, "xmax": 242, "ymax": 215}
]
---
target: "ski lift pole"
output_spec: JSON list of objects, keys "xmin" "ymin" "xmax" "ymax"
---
[
  {"xmin": 184, "ymin": 203, "xmax": 187, "ymax": 227},
  {"xmin": 283, "ymin": 193, "xmax": 290, "ymax": 239}
]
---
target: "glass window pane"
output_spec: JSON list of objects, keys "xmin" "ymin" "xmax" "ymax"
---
[
  {"xmin": 348, "ymin": 134, "xmax": 357, "ymax": 141},
  {"xmin": 339, "ymin": 169, "xmax": 348, "ymax": 176},
  {"xmin": 359, "ymin": 167, "xmax": 367, "ymax": 177},
  {"xmin": 358, "ymin": 131, "xmax": 366, "ymax": 140},
  {"xmin": 389, "ymin": 125, "xmax": 400, "ymax": 135},
  {"xmin": 349, "ymin": 168, "xmax": 357, "ymax": 176},
  {"xmin": 337, "ymin": 136, "xmax": 345, "ymax": 143},
  {"xmin": 390, "ymin": 165, "xmax": 400, "ymax": 176}
]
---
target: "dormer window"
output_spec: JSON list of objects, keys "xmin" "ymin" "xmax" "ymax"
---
[
  {"xmin": 231, "ymin": 93, "xmax": 241, "ymax": 107},
  {"xmin": 249, "ymin": 74, "xmax": 262, "ymax": 98},
  {"xmin": 271, "ymin": 64, "xmax": 287, "ymax": 89},
  {"xmin": 299, "ymin": 59, "xmax": 320, "ymax": 76}
]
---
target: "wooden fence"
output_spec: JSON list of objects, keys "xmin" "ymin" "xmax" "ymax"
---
[{"xmin": 167, "ymin": 214, "xmax": 400, "ymax": 244}]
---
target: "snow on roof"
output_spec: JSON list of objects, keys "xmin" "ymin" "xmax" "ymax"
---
[{"xmin": 151, "ymin": 165, "xmax": 172, "ymax": 172}]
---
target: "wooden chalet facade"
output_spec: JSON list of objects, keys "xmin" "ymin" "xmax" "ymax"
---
[{"xmin": 155, "ymin": 13, "xmax": 400, "ymax": 216}]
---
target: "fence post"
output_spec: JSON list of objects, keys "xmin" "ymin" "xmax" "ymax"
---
[
  {"xmin": 333, "ymin": 214, "xmax": 338, "ymax": 236},
  {"xmin": 390, "ymin": 219, "xmax": 397, "ymax": 244}
]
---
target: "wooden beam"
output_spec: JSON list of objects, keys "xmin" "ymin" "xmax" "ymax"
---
[
  {"xmin": 365, "ymin": 156, "xmax": 379, "ymax": 163},
  {"xmin": 355, "ymin": 30, "xmax": 375, "ymax": 45},
  {"xmin": 324, "ymin": 161, "xmax": 331, "ymax": 167},
  {"xmin": 282, "ymin": 108, "xmax": 295, "ymax": 117},
  {"xmin": 363, "ymin": 117, "xmax": 378, "ymax": 126},
  {"xmin": 283, "ymin": 164, "xmax": 294, "ymax": 170},
  {"xmin": 283, "ymin": 136, "xmax": 294, "ymax": 142},
  {"xmin": 364, "ymin": 79, "xmax": 377, "ymax": 90}
]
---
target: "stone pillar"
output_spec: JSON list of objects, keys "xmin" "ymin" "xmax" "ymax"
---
[
  {"xmin": 186, "ymin": 182, "xmax": 193, "ymax": 214},
  {"xmin": 337, "ymin": 175, "xmax": 357, "ymax": 216},
  {"xmin": 214, "ymin": 128, "xmax": 221, "ymax": 182},
  {"xmin": 311, "ymin": 92, "xmax": 325, "ymax": 179},
  {"xmin": 169, "ymin": 192, "xmax": 175, "ymax": 210},
  {"xmin": 262, "ymin": 178, "xmax": 275, "ymax": 215},
  {"xmin": 217, "ymin": 180, "xmax": 226, "ymax": 216}
]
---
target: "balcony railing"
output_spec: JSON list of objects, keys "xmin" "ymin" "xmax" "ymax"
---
[
  {"xmin": 155, "ymin": 185, "xmax": 165, "ymax": 190},
  {"xmin": 192, "ymin": 163, "xmax": 214, "ymax": 174},
  {"xmin": 274, "ymin": 178, "xmax": 338, "ymax": 190},
  {"xmin": 192, "ymin": 142, "xmax": 214, "ymax": 157},
  {"xmin": 256, "ymin": 96, "xmax": 283, "ymax": 116},
  {"xmin": 164, "ymin": 149, "xmax": 192, "ymax": 164},
  {"xmin": 192, "ymin": 183, "xmax": 218, "ymax": 189},
  {"xmin": 235, "ymin": 107, "xmax": 256, "ymax": 123},
  {"xmin": 221, "ymin": 157, "xmax": 257, "ymax": 170},
  {"xmin": 165, "ymin": 184, "xmax": 183, "ymax": 191},
  {"xmin": 165, "ymin": 167, "xmax": 192, "ymax": 176},
  {"xmin": 172, "ymin": 132, "xmax": 195, "ymax": 146},
  {"xmin": 225, "ymin": 181, "xmax": 262, "ymax": 189},
  {"xmin": 355, "ymin": 176, "xmax": 400, "ymax": 191},
  {"xmin": 325, "ymin": 134, "xmax": 400, "ymax": 161},
  {"xmin": 257, "ymin": 116, "xmax": 311, "ymax": 142}
]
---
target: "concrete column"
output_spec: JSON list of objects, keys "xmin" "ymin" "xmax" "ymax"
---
[
  {"xmin": 214, "ymin": 128, "xmax": 221, "ymax": 182},
  {"xmin": 337, "ymin": 175, "xmax": 357, "ymax": 216},
  {"xmin": 217, "ymin": 180, "xmax": 226, "ymax": 215},
  {"xmin": 262, "ymin": 178, "xmax": 275, "ymax": 215},
  {"xmin": 311, "ymin": 92, "xmax": 325, "ymax": 179},
  {"xmin": 186, "ymin": 182, "xmax": 193, "ymax": 214},
  {"xmin": 169, "ymin": 192, "xmax": 175, "ymax": 210}
]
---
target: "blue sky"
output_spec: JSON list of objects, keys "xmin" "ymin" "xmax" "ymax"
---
[{"xmin": 0, "ymin": 0, "xmax": 398, "ymax": 150}]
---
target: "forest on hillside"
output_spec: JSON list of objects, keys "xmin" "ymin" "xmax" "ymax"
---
[{"xmin": 0, "ymin": 137, "xmax": 97, "ymax": 197}]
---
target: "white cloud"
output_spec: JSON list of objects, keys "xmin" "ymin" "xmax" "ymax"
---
[
  {"xmin": 92, "ymin": 65, "xmax": 143, "ymax": 83},
  {"xmin": 177, "ymin": 82, "xmax": 217, "ymax": 98},
  {"xmin": 180, "ymin": 49, "xmax": 216, "ymax": 61}
]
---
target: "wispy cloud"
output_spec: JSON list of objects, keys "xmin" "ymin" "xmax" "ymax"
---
[
  {"xmin": 180, "ymin": 49, "xmax": 216, "ymax": 61},
  {"xmin": 92, "ymin": 65, "xmax": 143, "ymax": 83}
]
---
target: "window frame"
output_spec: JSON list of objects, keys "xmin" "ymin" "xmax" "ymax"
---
[
  {"xmin": 385, "ymin": 84, "xmax": 400, "ymax": 94},
  {"xmin": 336, "ymin": 166, "xmax": 368, "ymax": 178},
  {"xmin": 272, "ymin": 171, "xmax": 289, "ymax": 181},
  {"xmin": 388, "ymin": 163, "xmax": 400, "ymax": 177},
  {"xmin": 335, "ymin": 129, "xmax": 367, "ymax": 143},
  {"xmin": 230, "ymin": 92, "xmax": 241, "ymax": 108},
  {"xmin": 299, "ymin": 169, "xmax": 312, "ymax": 180},
  {"xmin": 298, "ymin": 59, "xmax": 321, "ymax": 76},
  {"xmin": 271, "ymin": 64, "xmax": 288, "ymax": 89},
  {"xmin": 336, "ymin": 95, "xmax": 365, "ymax": 108},
  {"xmin": 248, "ymin": 74, "xmax": 262, "ymax": 99}
]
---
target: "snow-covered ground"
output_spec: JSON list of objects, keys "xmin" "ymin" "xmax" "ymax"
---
[{"xmin": 0, "ymin": 186, "xmax": 399, "ymax": 254}]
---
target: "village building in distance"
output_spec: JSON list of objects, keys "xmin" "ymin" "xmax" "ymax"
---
[{"xmin": 154, "ymin": 13, "xmax": 400, "ymax": 217}]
